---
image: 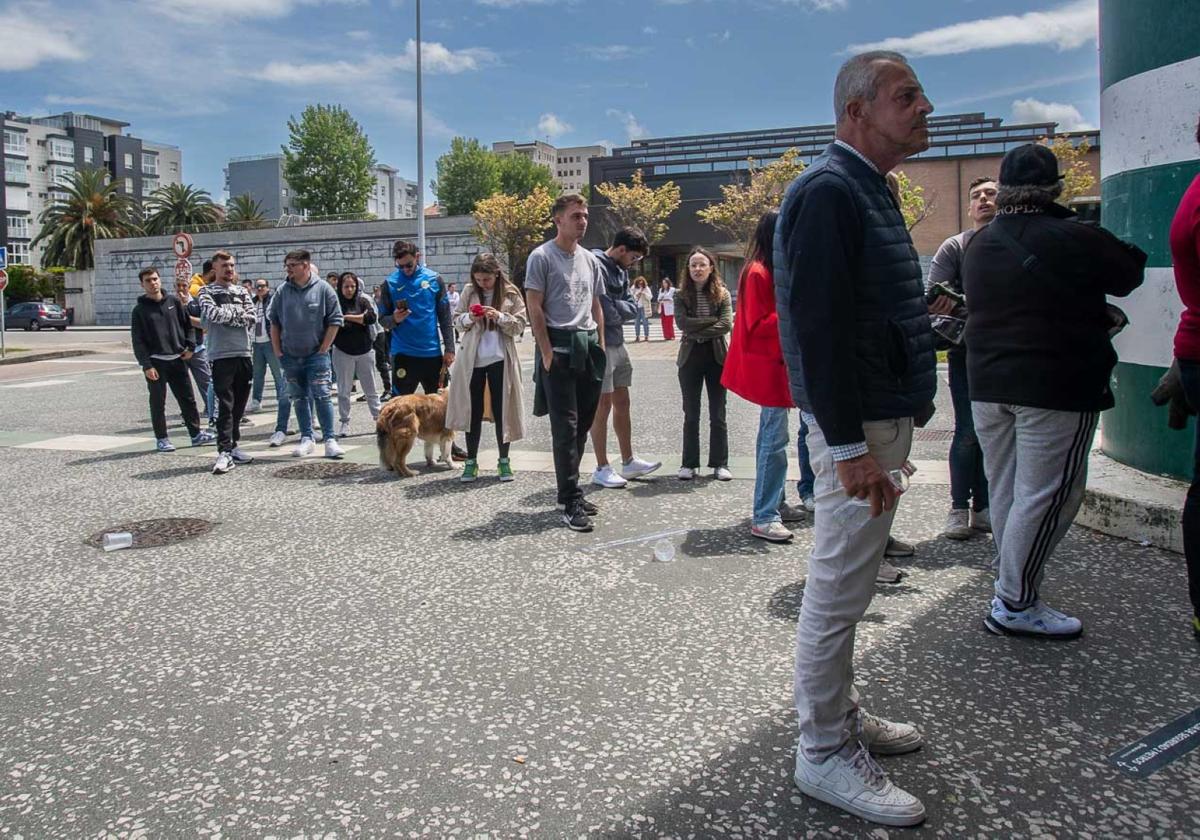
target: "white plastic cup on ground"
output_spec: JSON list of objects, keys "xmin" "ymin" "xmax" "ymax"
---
[
  {"xmin": 102, "ymin": 532, "xmax": 133, "ymax": 552},
  {"xmin": 652, "ymin": 538, "xmax": 675, "ymax": 562}
]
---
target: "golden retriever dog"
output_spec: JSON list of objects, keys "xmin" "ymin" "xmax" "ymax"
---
[{"xmin": 376, "ymin": 391, "xmax": 455, "ymax": 477}]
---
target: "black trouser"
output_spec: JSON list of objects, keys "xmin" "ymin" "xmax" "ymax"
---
[
  {"xmin": 375, "ymin": 331, "xmax": 392, "ymax": 393},
  {"xmin": 211, "ymin": 356, "xmax": 253, "ymax": 453},
  {"xmin": 678, "ymin": 341, "xmax": 728, "ymax": 469},
  {"xmin": 542, "ymin": 352, "xmax": 603, "ymax": 506},
  {"xmin": 392, "ymin": 352, "xmax": 443, "ymax": 396},
  {"xmin": 467, "ymin": 361, "xmax": 508, "ymax": 460},
  {"xmin": 146, "ymin": 357, "xmax": 202, "ymax": 440},
  {"xmin": 1177, "ymin": 359, "xmax": 1200, "ymax": 618}
]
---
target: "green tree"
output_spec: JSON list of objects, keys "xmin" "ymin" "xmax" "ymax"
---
[
  {"xmin": 594, "ymin": 169, "xmax": 681, "ymax": 246},
  {"xmin": 2, "ymin": 264, "xmax": 44, "ymax": 303},
  {"xmin": 497, "ymin": 152, "xmax": 558, "ymax": 198},
  {"xmin": 1040, "ymin": 134, "xmax": 1096, "ymax": 205},
  {"xmin": 31, "ymin": 168, "xmax": 142, "ymax": 270},
  {"xmin": 433, "ymin": 137, "xmax": 500, "ymax": 216},
  {"xmin": 888, "ymin": 170, "xmax": 930, "ymax": 231},
  {"xmin": 698, "ymin": 149, "xmax": 806, "ymax": 247},
  {"xmin": 225, "ymin": 193, "xmax": 268, "ymax": 229},
  {"xmin": 143, "ymin": 183, "xmax": 221, "ymax": 235},
  {"xmin": 282, "ymin": 104, "xmax": 376, "ymax": 218},
  {"xmin": 472, "ymin": 186, "xmax": 554, "ymax": 289}
]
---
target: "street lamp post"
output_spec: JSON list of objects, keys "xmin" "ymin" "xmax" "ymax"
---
[{"xmin": 415, "ymin": 0, "xmax": 426, "ymax": 258}]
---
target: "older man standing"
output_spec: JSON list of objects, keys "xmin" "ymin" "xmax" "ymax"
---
[{"xmin": 775, "ymin": 51, "xmax": 935, "ymax": 826}]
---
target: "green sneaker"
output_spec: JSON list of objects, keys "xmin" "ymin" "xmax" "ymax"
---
[
  {"xmin": 1193, "ymin": 615, "xmax": 1200, "ymax": 639},
  {"xmin": 497, "ymin": 458, "xmax": 515, "ymax": 482},
  {"xmin": 460, "ymin": 459, "xmax": 478, "ymax": 483}
]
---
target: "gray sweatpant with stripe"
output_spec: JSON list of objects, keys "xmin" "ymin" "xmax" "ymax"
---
[{"xmin": 972, "ymin": 402, "xmax": 1098, "ymax": 610}]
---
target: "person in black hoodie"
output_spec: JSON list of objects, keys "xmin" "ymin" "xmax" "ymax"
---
[
  {"xmin": 131, "ymin": 267, "xmax": 216, "ymax": 452},
  {"xmin": 963, "ymin": 143, "xmax": 1146, "ymax": 640},
  {"xmin": 332, "ymin": 271, "xmax": 381, "ymax": 436}
]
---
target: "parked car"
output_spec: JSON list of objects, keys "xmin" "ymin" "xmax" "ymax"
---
[{"xmin": 5, "ymin": 301, "xmax": 69, "ymax": 331}]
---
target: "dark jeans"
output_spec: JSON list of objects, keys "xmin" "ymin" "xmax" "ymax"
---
[
  {"xmin": 146, "ymin": 357, "xmax": 201, "ymax": 440},
  {"xmin": 796, "ymin": 416, "xmax": 815, "ymax": 498},
  {"xmin": 392, "ymin": 352, "xmax": 443, "ymax": 396},
  {"xmin": 375, "ymin": 331, "xmax": 392, "ymax": 393},
  {"xmin": 542, "ymin": 352, "xmax": 603, "ymax": 506},
  {"xmin": 211, "ymin": 356, "xmax": 253, "ymax": 453},
  {"xmin": 948, "ymin": 351, "xmax": 989, "ymax": 510},
  {"xmin": 678, "ymin": 341, "xmax": 728, "ymax": 469},
  {"xmin": 1177, "ymin": 359, "xmax": 1200, "ymax": 618},
  {"xmin": 186, "ymin": 346, "xmax": 214, "ymax": 423},
  {"xmin": 467, "ymin": 361, "xmax": 509, "ymax": 459}
]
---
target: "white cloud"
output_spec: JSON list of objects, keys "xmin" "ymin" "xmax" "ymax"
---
[
  {"xmin": 147, "ymin": 0, "xmax": 363, "ymax": 22},
  {"xmin": 476, "ymin": 0, "xmax": 556, "ymax": 5},
  {"xmin": 536, "ymin": 113, "xmax": 572, "ymax": 139},
  {"xmin": 1011, "ymin": 98, "xmax": 1095, "ymax": 131},
  {"xmin": 806, "ymin": 0, "xmax": 848, "ymax": 9},
  {"xmin": 938, "ymin": 70, "xmax": 1097, "ymax": 108},
  {"xmin": 607, "ymin": 109, "xmax": 648, "ymax": 142},
  {"xmin": 583, "ymin": 45, "xmax": 641, "ymax": 61},
  {"xmin": 642, "ymin": 25, "xmax": 658, "ymax": 34},
  {"xmin": 0, "ymin": 9, "xmax": 86, "ymax": 70},
  {"xmin": 255, "ymin": 39, "xmax": 496, "ymax": 84},
  {"xmin": 712, "ymin": 29, "xmax": 732, "ymax": 43},
  {"xmin": 847, "ymin": 0, "xmax": 1096, "ymax": 58}
]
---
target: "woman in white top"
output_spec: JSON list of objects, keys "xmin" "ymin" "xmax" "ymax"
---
[
  {"xmin": 658, "ymin": 277, "xmax": 676, "ymax": 340},
  {"xmin": 632, "ymin": 275, "xmax": 653, "ymax": 341},
  {"xmin": 445, "ymin": 254, "xmax": 528, "ymax": 483}
]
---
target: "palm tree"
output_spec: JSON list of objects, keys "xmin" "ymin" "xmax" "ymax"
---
[
  {"xmin": 225, "ymin": 193, "xmax": 268, "ymax": 229},
  {"xmin": 142, "ymin": 183, "xmax": 221, "ymax": 235},
  {"xmin": 32, "ymin": 168, "xmax": 142, "ymax": 270}
]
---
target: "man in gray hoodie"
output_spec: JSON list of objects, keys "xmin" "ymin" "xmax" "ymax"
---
[{"xmin": 199, "ymin": 250, "xmax": 257, "ymax": 474}]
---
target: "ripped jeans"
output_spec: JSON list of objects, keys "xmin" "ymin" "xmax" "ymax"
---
[{"xmin": 281, "ymin": 351, "xmax": 336, "ymax": 440}]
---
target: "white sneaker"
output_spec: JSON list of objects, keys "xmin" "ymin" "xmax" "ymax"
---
[
  {"xmin": 941, "ymin": 508, "xmax": 972, "ymax": 540},
  {"xmin": 249, "ymin": 399, "xmax": 262, "ymax": 413},
  {"xmin": 338, "ymin": 421, "xmax": 351, "ymax": 438},
  {"xmin": 230, "ymin": 446, "xmax": 253, "ymax": 464},
  {"xmin": 793, "ymin": 744, "xmax": 926, "ymax": 827},
  {"xmin": 876, "ymin": 559, "xmax": 903, "ymax": 584},
  {"xmin": 778, "ymin": 502, "xmax": 807, "ymax": 523},
  {"xmin": 859, "ymin": 710, "xmax": 923, "ymax": 755},
  {"xmin": 324, "ymin": 437, "xmax": 345, "ymax": 459},
  {"xmin": 984, "ymin": 596, "xmax": 1083, "ymax": 639},
  {"xmin": 212, "ymin": 452, "xmax": 234, "ymax": 475},
  {"xmin": 677, "ymin": 467, "xmax": 695, "ymax": 481},
  {"xmin": 293, "ymin": 436, "xmax": 315, "ymax": 457},
  {"xmin": 620, "ymin": 456, "xmax": 662, "ymax": 480},
  {"xmin": 801, "ymin": 493, "xmax": 816, "ymax": 513},
  {"xmin": 592, "ymin": 464, "xmax": 628, "ymax": 488},
  {"xmin": 269, "ymin": 430, "xmax": 287, "ymax": 447},
  {"xmin": 713, "ymin": 466, "xmax": 733, "ymax": 481},
  {"xmin": 751, "ymin": 521, "xmax": 794, "ymax": 542},
  {"xmin": 970, "ymin": 507, "xmax": 992, "ymax": 532}
]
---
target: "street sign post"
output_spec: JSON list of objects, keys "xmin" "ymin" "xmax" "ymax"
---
[
  {"xmin": 175, "ymin": 258, "xmax": 193, "ymax": 286},
  {"xmin": 172, "ymin": 232, "xmax": 193, "ymax": 260},
  {"xmin": 0, "ymin": 268, "xmax": 7, "ymax": 360}
]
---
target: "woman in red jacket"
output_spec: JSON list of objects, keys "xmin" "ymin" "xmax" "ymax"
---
[{"xmin": 722, "ymin": 211, "xmax": 803, "ymax": 542}]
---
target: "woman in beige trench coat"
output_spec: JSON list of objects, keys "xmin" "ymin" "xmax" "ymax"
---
[{"xmin": 445, "ymin": 254, "xmax": 528, "ymax": 482}]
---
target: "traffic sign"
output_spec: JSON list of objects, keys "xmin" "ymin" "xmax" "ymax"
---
[
  {"xmin": 172, "ymin": 232, "xmax": 193, "ymax": 259},
  {"xmin": 174, "ymin": 258, "xmax": 192, "ymax": 285},
  {"xmin": 0, "ymin": 246, "xmax": 7, "ymax": 270},
  {"xmin": 0, "ymin": 269, "xmax": 8, "ymax": 292}
]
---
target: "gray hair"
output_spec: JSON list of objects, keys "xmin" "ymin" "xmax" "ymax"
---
[
  {"xmin": 834, "ymin": 50, "xmax": 911, "ymax": 122},
  {"xmin": 996, "ymin": 183, "xmax": 1063, "ymax": 209}
]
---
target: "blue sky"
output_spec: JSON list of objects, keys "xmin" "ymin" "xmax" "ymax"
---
[{"xmin": 2, "ymin": 0, "xmax": 1100, "ymax": 202}]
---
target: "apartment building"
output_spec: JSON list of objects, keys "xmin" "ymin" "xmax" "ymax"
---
[
  {"xmin": 225, "ymin": 155, "xmax": 417, "ymax": 222},
  {"xmin": 492, "ymin": 140, "xmax": 609, "ymax": 193}
]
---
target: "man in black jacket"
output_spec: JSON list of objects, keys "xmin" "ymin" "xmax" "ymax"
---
[
  {"xmin": 774, "ymin": 50, "xmax": 934, "ymax": 828},
  {"xmin": 131, "ymin": 268, "xmax": 215, "ymax": 452},
  {"xmin": 964, "ymin": 143, "xmax": 1146, "ymax": 640}
]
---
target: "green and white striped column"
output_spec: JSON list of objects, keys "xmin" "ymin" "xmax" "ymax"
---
[{"xmin": 1099, "ymin": 0, "xmax": 1200, "ymax": 479}]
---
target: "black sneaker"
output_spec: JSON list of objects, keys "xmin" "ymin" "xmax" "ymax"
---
[
  {"xmin": 562, "ymin": 502, "xmax": 593, "ymax": 532},
  {"xmin": 556, "ymin": 498, "xmax": 599, "ymax": 516},
  {"xmin": 451, "ymin": 442, "xmax": 468, "ymax": 462}
]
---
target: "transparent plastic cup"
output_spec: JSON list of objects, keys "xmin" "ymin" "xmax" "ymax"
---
[
  {"xmin": 652, "ymin": 538, "xmax": 676, "ymax": 562},
  {"xmin": 831, "ymin": 469, "xmax": 909, "ymax": 531},
  {"xmin": 102, "ymin": 532, "xmax": 133, "ymax": 552}
]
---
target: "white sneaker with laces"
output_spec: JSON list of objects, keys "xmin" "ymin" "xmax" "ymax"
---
[
  {"xmin": 592, "ymin": 464, "xmax": 628, "ymax": 488},
  {"xmin": 971, "ymin": 507, "xmax": 992, "ymax": 532},
  {"xmin": 677, "ymin": 467, "xmax": 695, "ymax": 481},
  {"xmin": 620, "ymin": 456, "xmax": 662, "ymax": 480},
  {"xmin": 751, "ymin": 521, "xmax": 794, "ymax": 542},
  {"xmin": 713, "ymin": 466, "xmax": 733, "ymax": 481},
  {"xmin": 338, "ymin": 421, "xmax": 352, "ymax": 438},
  {"xmin": 212, "ymin": 452, "xmax": 234, "ymax": 475},
  {"xmin": 942, "ymin": 508, "xmax": 972, "ymax": 540},
  {"xmin": 984, "ymin": 596, "xmax": 1082, "ymax": 639},
  {"xmin": 793, "ymin": 743, "xmax": 926, "ymax": 827},
  {"xmin": 293, "ymin": 437, "xmax": 315, "ymax": 457},
  {"xmin": 859, "ymin": 710, "xmax": 923, "ymax": 755},
  {"xmin": 801, "ymin": 493, "xmax": 816, "ymax": 512},
  {"xmin": 249, "ymin": 399, "xmax": 262, "ymax": 413},
  {"xmin": 324, "ymin": 437, "xmax": 345, "ymax": 459},
  {"xmin": 876, "ymin": 559, "xmax": 903, "ymax": 584},
  {"xmin": 269, "ymin": 431, "xmax": 287, "ymax": 447},
  {"xmin": 230, "ymin": 446, "xmax": 253, "ymax": 464}
]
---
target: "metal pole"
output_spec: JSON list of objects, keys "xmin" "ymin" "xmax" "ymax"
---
[
  {"xmin": 1, "ymin": 289, "xmax": 6, "ymax": 359},
  {"xmin": 415, "ymin": 0, "xmax": 426, "ymax": 259}
]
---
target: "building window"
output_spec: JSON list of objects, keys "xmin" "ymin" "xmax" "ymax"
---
[
  {"xmin": 3, "ymin": 131, "xmax": 26, "ymax": 155},
  {"xmin": 141, "ymin": 154, "xmax": 158, "ymax": 176},
  {"xmin": 8, "ymin": 242, "xmax": 29, "ymax": 264},
  {"xmin": 169, "ymin": 161, "xmax": 178, "ymax": 173},
  {"xmin": 48, "ymin": 164, "xmax": 74, "ymax": 186},
  {"xmin": 124, "ymin": 177, "xmax": 134, "ymax": 194},
  {"xmin": 5, "ymin": 157, "xmax": 29, "ymax": 181},
  {"xmin": 83, "ymin": 146, "xmax": 94, "ymax": 164},
  {"xmin": 7, "ymin": 215, "xmax": 30, "ymax": 239},
  {"xmin": 281, "ymin": 188, "xmax": 288, "ymax": 196},
  {"xmin": 49, "ymin": 139, "xmax": 74, "ymax": 161}
]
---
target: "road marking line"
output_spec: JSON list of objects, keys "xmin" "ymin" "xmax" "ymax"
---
[
  {"xmin": 588, "ymin": 528, "xmax": 691, "ymax": 551},
  {"xmin": 44, "ymin": 359, "xmax": 140, "ymax": 365},
  {"xmin": 17, "ymin": 434, "xmax": 151, "ymax": 452},
  {"xmin": 1, "ymin": 379, "xmax": 75, "ymax": 389}
]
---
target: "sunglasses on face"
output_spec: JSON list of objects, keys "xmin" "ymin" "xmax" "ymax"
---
[{"xmin": 398, "ymin": 261, "xmax": 416, "ymax": 270}]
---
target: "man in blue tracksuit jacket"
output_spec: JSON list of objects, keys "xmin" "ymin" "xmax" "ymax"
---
[{"xmin": 378, "ymin": 239, "xmax": 456, "ymax": 396}]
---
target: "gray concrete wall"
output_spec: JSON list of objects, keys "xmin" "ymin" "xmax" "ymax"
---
[
  {"xmin": 63, "ymin": 269, "xmax": 96, "ymax": 326},
  {"xmin": 92, "ymin": 216, "xmax": 480, "ymax": 326}
]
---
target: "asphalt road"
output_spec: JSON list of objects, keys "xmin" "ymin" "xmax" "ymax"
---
[{"xmin": 1, "ymin": 339, "xmax": 1197, "ymax": 838}]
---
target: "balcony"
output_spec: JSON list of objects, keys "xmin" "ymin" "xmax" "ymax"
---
[{"xmin": 47, "ymin": 141, "xmax": 75, "ymax": 163}]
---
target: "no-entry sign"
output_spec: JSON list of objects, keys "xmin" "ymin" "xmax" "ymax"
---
[{"xmin": 0, "ymin": 269, "xmax": 8, "ymax": 292}]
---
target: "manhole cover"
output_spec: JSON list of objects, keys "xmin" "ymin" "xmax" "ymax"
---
[
  {"xmin": 914, "ymin": 428, "xmax": 954, "ymax": 442},
  {"xmin": 274, "ymin": 462, "xmax": 365, "ymax": 480},
  {"xmin": 85, "ymin": 517, "xmax": 216, "ymax": 549}
]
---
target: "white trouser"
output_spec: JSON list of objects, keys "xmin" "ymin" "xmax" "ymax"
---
[
  {"xmin": 793, "ymin": 417, "xmax": 914, "ymax": 762},
  {"xmin": 332, "ymin": 347, "xmax": 381, "ymax": 424}
]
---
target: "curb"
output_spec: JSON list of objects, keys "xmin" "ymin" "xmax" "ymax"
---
[
  {"xmin": 0, "ymin": 349, "xmax": 97, "ymax": 366},
  {"xmin": 1077, "ymin": 450, "xmax": 1186, "ymax": 554}
]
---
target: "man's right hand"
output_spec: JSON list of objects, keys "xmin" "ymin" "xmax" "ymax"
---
[
  {"xmin": 835, "ymin": 452, "xmax": 898, "ymax": 518},
  {"xmin": 541, "ymin": 350, "xmax": 553, "ymax": 372},
  {"xmin": 928, "ymin": 296, "xmax": 956, "ymax": 316},
  {"xmin": 144, "ymin": 367, "xmax": 159, "ymax": 382},
  {"xmin": 393, "ymin": 308, "xmax": 410, "ymax": 324}
]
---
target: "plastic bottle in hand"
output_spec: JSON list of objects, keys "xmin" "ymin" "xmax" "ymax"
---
[{"xmin": 830, "ymin": 469, "xmax": 909, "ymax": 532}]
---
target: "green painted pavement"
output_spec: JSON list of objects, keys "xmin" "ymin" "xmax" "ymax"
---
[
  {"xmin": 1100, "ymin": 0, "xmax": 1200, "ymax": 90},
  {"xmin": 1102, "ymin": 161, "xmax": 1200, "ymax": 267},
  {"xmin": 1103, "ymin": 361, "xmax": 1193, "ymax": 480}
]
